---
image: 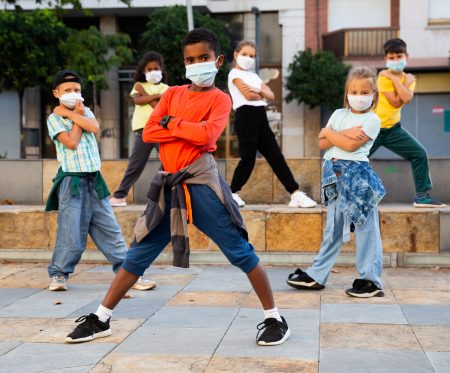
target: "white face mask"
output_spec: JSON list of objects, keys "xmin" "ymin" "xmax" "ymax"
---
[
  {"xmin": 185, "ymin": 60, "xmax": 218, "ymax": 87},
  {"xmin": 236, "ymin": 55, "xmax": 255, "ymax": 71},
  {"xmin": 59, "ymin": 92, "xmax": 84, "ymax": 109},
  {"xmin": 145, "ymin": 70, "xmax": 163, "ymax": 84},
  {"xmin": 347, "ymin": 94, "xmax": 373, "ymax": 112}
]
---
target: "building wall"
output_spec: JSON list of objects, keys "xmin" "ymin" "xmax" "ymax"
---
[
  {"xmin": 400, "ymin": 0, "xmax": 450, "ymax": 58},
  {"xmin": 0, "ymin": 91, "xmax": 20, "ymax": 159}
]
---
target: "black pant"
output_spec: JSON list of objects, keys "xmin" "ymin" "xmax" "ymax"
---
[
  {"xmin": 230, "ymin": 105, "xmax": 299, "ymax": 194},
  {"xmin": 113, "ymin": 130, "xmax": 159, "ymax": 198}
]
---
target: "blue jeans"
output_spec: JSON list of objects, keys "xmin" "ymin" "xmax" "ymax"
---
[
  {"xmin": 48, "ymin": 176, "xmax": 127, "ymax": 278},
  {"xmin": 306, "ymin": 177, "xmax": 383, "ymax": 288},
  {"xmin": 122, "ymin": 184, "xmax": 260, "ymax": 276}
]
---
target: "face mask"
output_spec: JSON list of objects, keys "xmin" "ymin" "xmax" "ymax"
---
[
  {"xmin": 145, "ymin": 70, "xmax": 162, "ymax": 84},
  {"xmin": 386, "ymin": 59, "xmax": 407, "ymax": 72},
  {"xmin": 185, "ymin": 60, "xmax": 218, "ymax": 87},
  {"xmin": 347, "ymin": 94, "xmax": 373, "ymax": 112},
  {"xmin": 59, "ymin": 92, "xmax": 84, "ymax": 109},
  {"xmin": 236, "ymin": 55, "xmax": 255, "ymax": 71}
]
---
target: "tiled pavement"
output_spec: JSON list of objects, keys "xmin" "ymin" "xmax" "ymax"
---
[{"xmin": 0, "ymin": 263, "xmax": 450, "ymax": 372}]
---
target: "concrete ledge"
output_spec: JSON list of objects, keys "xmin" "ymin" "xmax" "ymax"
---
[{"xmin": 2, "ymin": 249, "xmax": 450, "ymax": 268}]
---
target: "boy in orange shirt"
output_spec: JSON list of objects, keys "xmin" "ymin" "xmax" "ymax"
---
[{"xmin": 66, "ymin": 28, "xmax": 290, "ymax": 346}]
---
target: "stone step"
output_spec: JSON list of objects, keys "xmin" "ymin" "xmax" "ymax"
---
[{"xmin": 1, "ymin": 204, "xmax": 449, "ymax": 268}]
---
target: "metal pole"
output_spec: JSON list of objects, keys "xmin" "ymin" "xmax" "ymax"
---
[
  {"xmin": 186, "ymin": 0, "xmax": 194, "ymax": 31},
  {"xmin": 251, "ymin": 6, "xmax": 260, "ymax": 74}
]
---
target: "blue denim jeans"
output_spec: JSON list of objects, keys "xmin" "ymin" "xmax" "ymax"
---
[
  {"xmin": 48, "ymin": 176, "xmax": 127, "ymax": 278},
  {"xmin": 306, "ymin": 176, "xmax": 383, "ymax": 288},
  {"xmin": 122, "ymin": 184, "xmax": 260, "ymax": 276}
]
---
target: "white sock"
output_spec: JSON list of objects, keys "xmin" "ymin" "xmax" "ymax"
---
[
  {"xmin": 95, "ymin": 304, "xmax": 113, "ymax": 323},
  {"xmin": 264, "ymin": 306, "xmax": 282, "ymax": 322}
]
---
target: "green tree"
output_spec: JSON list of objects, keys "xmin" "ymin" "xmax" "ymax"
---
[
  {"xmin": 0, "ymin": 9, "xmax": 67, "ymax": 157},
  {"xmin": 60, "ymin": 25, "xmax": 133, "ymax": 113},
  {"xmin": 285, "ymin": 49, "xmax": 350, "ymax": 110},
  {"xmin": 140, "ymin": 5, "xmax": 231, "ymax": 87}
]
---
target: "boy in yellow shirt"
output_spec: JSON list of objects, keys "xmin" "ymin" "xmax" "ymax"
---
[{"xmin": 370, "ymin": 38, "xmax": 445, "ymax": 207}]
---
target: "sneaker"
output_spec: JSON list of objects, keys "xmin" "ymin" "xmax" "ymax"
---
[
  {"xmin": 256, "ymin": 316, "xmax": 290, "ymax": 346},
  {"xmin": 49, "ymin": 275, "xmax": 67, "ymax": 291},
  {"xmin": 413, "ymin": 194, "xmax": 446, "ymax": 208},
  {"xmin": 345, "ymin": 279, "xmax": 384, "ymax": 298},
  {"xmin": 65, "ymin": 313, "xmax": 111, "ymax": 343},
  {"xmin": 288, "ymin": 191, "xmax": 317, "ymax": 208},
  {"xmin": 286, "ymin": 268, "xmax": 325, "ymax": 290},
  {"xmin": 109, "ymin": 197, "xmax": 127, "ymax": 207},
  {"xmin": 232, "ymin": 193, "xmax": 246, "ymax": 207},
  {"xmin": 131, "ymin": 276, "xmax": 156, "ymax": 291}
]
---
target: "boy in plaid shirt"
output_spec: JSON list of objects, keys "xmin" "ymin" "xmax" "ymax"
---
[{"xmin": 45, "ymin": 70, "xmax": 155, "ymax": 292}]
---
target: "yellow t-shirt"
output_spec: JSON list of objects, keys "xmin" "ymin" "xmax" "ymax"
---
[
  {"xmin": 130, "ymin": 81, "xmax": 169, "ymax": 131},
  {"xmin": 375, "ymin": 74, "xmax": 416, "ymax": 129}
]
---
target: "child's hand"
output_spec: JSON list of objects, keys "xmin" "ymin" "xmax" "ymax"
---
[
  {"xmin": 404, "ymin": 73, "xmax": 416, "ymax": 87},
  {"xmin": 53, "ymin": 105, "xmax": 71, "ymax": 117},
  {"xmin": 340, "ymin": 126, "xmax": 366, "ymax": 141},
  {"xmin": 74, "ymin": 100, "xmax": 85, "ymax": 115},
  {"xmin": 135, "ymin": 83, "xmax": 145, "ymax": 94}
]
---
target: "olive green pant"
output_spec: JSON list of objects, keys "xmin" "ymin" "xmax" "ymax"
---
[{"xmin": 369, "ymin": 123, "xmax": 432, "ymax": 193}]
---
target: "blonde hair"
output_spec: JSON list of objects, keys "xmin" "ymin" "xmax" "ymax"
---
[
  {"xmin": 235, "ymin": 40, "xmax": 256, "ymax": 53},
  {"xmin": 343, "ymin": 66, "xmax": 379, "ymax": 110}
]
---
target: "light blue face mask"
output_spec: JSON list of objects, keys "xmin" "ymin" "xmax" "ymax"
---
[
  {"xmin": 185, "ymin": 59, "xmax": 218, "ymax": 87},
  {"xmin": 386, "ymin": 59, "xmax": 407, "ymax": 72}
]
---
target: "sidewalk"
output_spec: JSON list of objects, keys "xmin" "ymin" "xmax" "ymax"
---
[{"xmin": 0, "ymin": 263, "xmax": 449, "ymax": 372}]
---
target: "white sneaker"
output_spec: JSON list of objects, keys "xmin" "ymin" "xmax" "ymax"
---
[
  {"xmin": 232, "ymin": 193, "xmax": 246, "ymax": 207},
  {"xmin": 110, "ymin": 197, "xmax": 127, "ymax": 207},
  {"xmin": 131, "ymin": 276, "xmax": 156, "ymax": 291},
  {"xmin": 288, "ymin": 191, "xmax": 317, "ymax": 208},
  {"xmin": 49, "ymin": 275, "xmax": 68, "ymax": 291}
]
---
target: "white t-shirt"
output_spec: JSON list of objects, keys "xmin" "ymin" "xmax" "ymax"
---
[
  {"xmin": 323, "ymin": 108, "xmax": 380, "ymax": 162},
  {"xmin": 228, "ymin": 68, "xmax": 267, "ymax": 110}
]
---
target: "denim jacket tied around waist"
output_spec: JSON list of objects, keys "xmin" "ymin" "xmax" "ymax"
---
[{"xmin": 321, "ymin": 159, "xmax": 385, "ymax": 228}]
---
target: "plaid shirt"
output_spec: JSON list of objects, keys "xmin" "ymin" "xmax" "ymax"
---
[{"xmin": 47, "ymin": 107, "xmax": 101, "ymax": 172}]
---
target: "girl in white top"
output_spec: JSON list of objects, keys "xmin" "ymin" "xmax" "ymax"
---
[{"xmin": 228, "ymin": 41, "xmax": 316, "ymax": 208}]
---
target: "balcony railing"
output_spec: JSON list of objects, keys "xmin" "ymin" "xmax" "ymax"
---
[{"xmin": 322, "ymin": 27, "xmax": 399, "ymax": 59}]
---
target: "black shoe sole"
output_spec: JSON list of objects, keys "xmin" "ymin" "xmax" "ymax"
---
[
  {"xmin": 345, "ymin": 289, "xmax": 385, "ymax": 298},
  {"xmin": 286, "ymin": 280, "xmax": 325, "ymax": 290}
]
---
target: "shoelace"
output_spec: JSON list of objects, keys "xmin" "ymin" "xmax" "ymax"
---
[
  {"xmin": 256, "ymin": 318, "xmax": 286, "ymax": 342},
  {"xmin": 74, "ymin": 314, "xmax": 99, "ymax": 336}
]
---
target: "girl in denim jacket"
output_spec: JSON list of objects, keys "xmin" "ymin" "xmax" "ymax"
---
[{"xmin": 287, "ymin": 67, "xmax": 386, "ymax": 298}]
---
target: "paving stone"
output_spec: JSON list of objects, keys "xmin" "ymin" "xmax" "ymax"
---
[
  {"xmin": 91, "ymin": 353, "xmax": 209, "ymax": 373},
  {"xmin": 0, "ymin": 342, "xmax": 116, "ymax": 373},
  {"xmin": 320, "ymin": 349, "xmax": 434, "ymax": 373},
  {"xmin": 394, "ymin": 289, "xmax": 450, "ymax": 305},
  {"xmin": 0, "ymin": 342, "xmax": 20, "ymax": 356},
  {"xmin": 320, "ymin": 323, "xmax": 421, "ymax": 350},
  {"xmin": 137, "ymin": 273, "xmax": 194, "ymax": 287},
  {"xmin": 0, "ymin": 288, "xmax": 41, "ymax": 309},
  {"xmin": 385, "ymin": 276, "xmax": 450, "ymax": 290},
  {"xmin": 168, "ymin": 291, "xmax": 249, "ymax": 308},
  {"xmin": 183, "ymin": 266, "xmax": 252, "ymax": 292},
  {"xmin": 43, "ymin": 366, "xmax": 95, "ymax": 373},
  {"xmin": 115, "ymin": 326, "xmax": 226, "ymax": 356},
  {"xmin": 143, "ymin": 306, "xmax": 238, "ymax": 328},
  {"xmin": 0, "ymin": 263, "xmax": 40, "ymax": 275},
  {"xmin": 244, "ymin": 291, "xmax": 320, "ymax": 309},
  {"xmin": 27, "ymin": 318, "xmax": 144, "ymax": 344},
  {"xmin": 426, "ymin": 352, "xmax": 450, "ymax": 373},
  {"xmin": 216, "ymin": 326, "xmax": 319, "ymax": 360},
  {"xmin": 401, "ymin": 305, "xmax": 450, "ymax": 325},
  {"xmin": 413, "ymin": 326, "xmax": 450, "ymax": 352},
  {"xmin": 0, "ymin": 285, "xmax": 108, "ymax": 318},
  {"xmin": 321, "ymin": 304, "xmax": 408, "ymax": 324},
  {"xmin": 0, "ymin": 318, "xmax": 55, "ymax": 342},
  {"xmin": 321, "ymin": 288, "xmax": 397, "ymax": 304},
  {"xmin": 206, "ymin": 356, "xmax": 317, "ymax": 373}
]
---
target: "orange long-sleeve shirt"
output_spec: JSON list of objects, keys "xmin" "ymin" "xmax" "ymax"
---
[{"xmin": 143, "ymin": 85, "xmax": 231, "ymax": 173}]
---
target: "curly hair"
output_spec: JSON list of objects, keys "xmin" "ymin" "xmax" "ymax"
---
[{"xmin": 134, "ymin": 51, "xmax": 166, "ymax": 84}]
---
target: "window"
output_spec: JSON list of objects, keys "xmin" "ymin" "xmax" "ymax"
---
[{"xmin": 428, "ymin": 0, "xmax": 450, "ymax": 25}]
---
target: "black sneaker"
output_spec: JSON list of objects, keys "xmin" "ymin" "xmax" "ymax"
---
[
  {"xmin": 413, "ymin": 194, "xmax": 446, "ymax": 208},
  {"xmin": 65, "ymin": 313, "xmax": 111, "ymax": 343},
  {"xmin": 256, "ymin": 316, "xmax": 290, "ymax": 346},
  {"xmin": 345, "ymin": 279, "xmax": 384, "ymax": 298},
  {"xmin": 286, "ymin": 268, "xmax": 325, "ymax": 290}
]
